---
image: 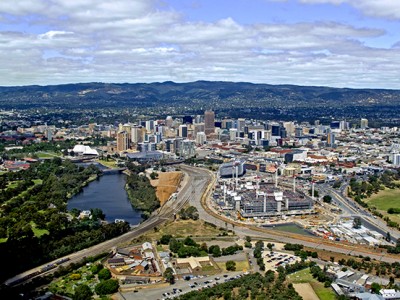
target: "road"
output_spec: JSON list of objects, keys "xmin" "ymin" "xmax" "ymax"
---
[
  {"xmin": 180, "ymin": 166, "xmax": 400, "ymax": 264},
  {"xmin": 6, "ymin": 166, "xmax": 399, "ymax": 287},
  {"xmin": 4, "ymin": 166, "xmax": 198, "ymax": 286},
  {"xmin": 319, "ymin": 183, "xmax": 399, "ymax": 242}
]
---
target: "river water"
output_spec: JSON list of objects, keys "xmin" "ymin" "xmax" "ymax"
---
[{"xmin": 67, "ymin": 173, "xmax": 142, "ymax": 225}]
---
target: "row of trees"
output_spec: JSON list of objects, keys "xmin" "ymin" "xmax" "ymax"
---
[
  {"xmin": 178, "ymin": 271, "xmax": 301, "ymax": 300},
  {"xmin": 163, "ymin": 235, "xmax": 244, "ymax": 258}
]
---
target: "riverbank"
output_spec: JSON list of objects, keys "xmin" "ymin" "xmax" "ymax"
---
[
  {"xmin": 125, "ymin": 173, "xmax": 160, "ymax": 219},
  {"xmin": 68, "ymin": 173, "xmax": 142, "ymax": 225}
]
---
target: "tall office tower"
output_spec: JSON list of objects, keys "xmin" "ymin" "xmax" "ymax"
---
[
  {"xmin": 237, "ymin": 118, "xmax": 246, "ymax": 132},
  {"xmin": 283, "ymin": 122, "xmax": 295, "ymax": 137},
  {"xmin": 178, "ymin": 124, "xmax": 188, "ymax": 138},
  {"xmin": 196, "ymin": 132, "xmax": 207, "ymax": 145},
  {"xmin": 165, "ymin": 116, "xmax": 173, "ymax": 128},
  {"xmin": 117, "ymin": 131, "xmax": 130, "ymax": 152},
  {"xmin": 131, "ymin": 125, "xmax": 143, "ymax": 143},
  {"xmin": 194, "ymin": 123, "xmax": 205, "ymax": 135},
  {"xmin": 330, "ymin": 121, "xmax": 340, "ymax": 129},
  {"xmin": 194, "ymin": 115, "xmax": 203, "ymax": 124},
  {"xmin": 183, "ymin": 115, "xmax": 193, "ymax": 124},
  {"xmin": 229, "ymin": 128, "xmax": 238, "ymax": 141},
  {"xmin": 271, "ymin": 124, "xmax": 281, "ymax": 137},
  {"xmin": 221, "ymin": 118, "xmax": 233, "ymax": 129},
  {"xmin": 360, "ymin": 118, "xmax": 368, "ymax": 129},
  {"xmin": 262, "ymin": 129, "xmax": 272, "ymax": 140},
  {"xmin": 327, "ymin": 132, "xmax": 335, "ymax": 147},
  {"xmin": 204, "ymin": 110, "xmax": 215, "ymax": 135},
  {"xmin": 339, "ymin": 120, "xmax": 348, "ymax": 131},
  {"xmin": 145, "ymin": 120, "xmax": 155, "ymax": 132},
  {"xmin": 295, "ymin": 127, "xmax": 304, "ymax": 137}
]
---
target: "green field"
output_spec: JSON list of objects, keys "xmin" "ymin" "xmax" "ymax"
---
[
  {"xmin": 30, "ymin": 221, "xmax": 49, "ymax": 238},
  {"xmin": 367, "ymin": 188, "xmax": 400, "ymax": 223},
  {"xmin": 287, "ymin": 268, "xmax": 314, "ymax": 283},
  {"xmin": 288, "ymin": 269, "xmax": 336, "ymax": 300},
  {"xmin": 311, "ymin": 281, "xmax": 336, "ymax": 300},
  {"xmin": 37, "ymin": 151, "xmax": 59, "ymax": 158}
]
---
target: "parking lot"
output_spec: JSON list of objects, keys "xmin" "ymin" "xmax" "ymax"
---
[
  {"xmin": 119, "ymin": 271, "xmax": 246, "ymax": 300},
  {"xmin": 263, "ymin": 251, "xmax": 299, "ymax": 270}
]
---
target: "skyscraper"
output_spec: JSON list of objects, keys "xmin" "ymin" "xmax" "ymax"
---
[
  {"xmin": 204, "ymin": 110, "xmax": 215, "ymax": 135},
  {"xmin": 117, "ymin": 131, "xmax": 129, "ymax": 152},
  {"xmin": 360, "ymin": 118, "xmax": 368, "ymax": 129}
]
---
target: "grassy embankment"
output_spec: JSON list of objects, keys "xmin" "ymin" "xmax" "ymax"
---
[{"xmin": 366, "ymin": 188, "xmax": 400, "ymax": 224}]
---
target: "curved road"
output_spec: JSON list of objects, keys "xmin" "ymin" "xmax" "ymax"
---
[{"xmin": 179, "ymin": 165, "xmax": 400, "ymax": 264}]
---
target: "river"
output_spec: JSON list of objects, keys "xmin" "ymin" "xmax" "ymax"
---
[{"xmin": 67, "ymin": 173, "xmax": 142, "ymax": 225}]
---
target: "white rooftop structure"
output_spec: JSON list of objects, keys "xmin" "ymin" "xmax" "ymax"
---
[{"xmin": 72, "ymin": 144, "xmax": 99, "ymax": 156}]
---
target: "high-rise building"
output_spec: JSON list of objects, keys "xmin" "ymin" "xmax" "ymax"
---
[
  {"xmin": 117, "ymin": 131, "xmax": 130, "ymax": 152},
  {"xmin": 360, "ymin": 118, "xmax": 368, "ymax": 129},
  {"xmin": 326, "ymin": 132, "xmax": 335, "ymax": 146},
  {"xmin": 130, "ymin": 125, "xmax": 143, "ymax": 144},
  {"xmin": 196, "ymin": 132, "xmax": 207, "ymax": 145},
  {"xmin": 204, "ymin": 110, "xmax": 215, "ymax": 135},
  {"xmin": 183, "ymin": 115, "xmax": 193, "ymax": 124},
  {"xmin": 178, "ymin": 124, "xmax": 188, "ymax": 138},
  {"xmin": 165, "ymin": 116, "xmax": 173, "ymax": 128}
]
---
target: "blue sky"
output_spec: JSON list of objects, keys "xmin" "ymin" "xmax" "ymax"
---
[{"xmin": 0, "ymin": 0, "xmax": 399, "ymax": 88}]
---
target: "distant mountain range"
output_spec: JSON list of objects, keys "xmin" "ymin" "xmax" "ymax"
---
[{"xmin": 1, "ymin": 81, "xmax": 400, "ymax": 126}]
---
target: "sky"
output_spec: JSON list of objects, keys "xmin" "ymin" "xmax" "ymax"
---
[{"xmin": 0, "ymin": 0, "xmax": 400, "ymax": 88}]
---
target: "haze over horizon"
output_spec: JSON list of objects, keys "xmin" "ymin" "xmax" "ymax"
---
[{"xmin": 1, "ymin": 0, "xmax": 400, "ymax": 89}]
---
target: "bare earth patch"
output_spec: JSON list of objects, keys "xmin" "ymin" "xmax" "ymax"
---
[
  {"xmin": 293, "ymin": 283, "xmax": 320, "ymax": 300},
  {"xmin": 150, "ymin": 171, "xmax": 182, "ymax": 205}
]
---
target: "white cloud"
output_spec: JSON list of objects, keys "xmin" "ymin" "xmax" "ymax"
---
[
  {"xmin": 298, "ymin": 0, "xmax": 400, "ymax": 19},
  {"xmin": 0, "ymin": 0, "xmax": 398, "ymax": 88}
]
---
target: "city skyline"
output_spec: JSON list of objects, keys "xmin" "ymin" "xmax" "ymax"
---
[{"xmin": 0, "ymin": 1, "xmax": 400, "ymax": 88}]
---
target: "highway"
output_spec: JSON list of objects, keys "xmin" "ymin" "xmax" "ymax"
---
[
  {"xmin": 5, "ymin": 166, "xmax": 400, "ymax": 287},
  {"xmin": 180, "ymin": 166, "xmax": 400, "ymax": 264},
  {"xmin": 318, "ymin": 183, "xmax": 399, "ymax": 242}
]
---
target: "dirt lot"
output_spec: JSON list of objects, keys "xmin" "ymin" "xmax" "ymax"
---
[
  {"xmin": 150, "ymin": 171, "xmax": 182, "ymax": 205},
  {"xmin": 293, "ymin": 283, "xmax": 319, "ymax": 300}
]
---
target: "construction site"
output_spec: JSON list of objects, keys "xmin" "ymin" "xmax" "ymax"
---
[{"xmin": 214, "ymin": 163, "xmax": 315, "ymax": 219}]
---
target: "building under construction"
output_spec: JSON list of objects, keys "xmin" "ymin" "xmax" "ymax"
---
[
  {"xmin": 215, "ymin": 177, "xmax": 313, "ymax": 218},
  {"xmin": 219, "ymin": 160, "xmax": 246, "ymax": 178}
]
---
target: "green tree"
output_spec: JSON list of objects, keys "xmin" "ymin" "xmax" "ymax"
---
[
  {"xmin": 95, "ymin": 279, "xmax": 119, "ymax": 295},
  {"xmin": 371, "ymin": 282, "xmax": 381, "ymax": 294},
  {"xmin": 164, "ymin": 267, "xmax": 175, "ymax": 284},
  {"xmin": 98, "ymin": 268, "xmax": 111, "ymax": 281},
  {"xmin": 226, "ymin": 260, "xmax": 236, "ymax": 271},
  {"xmin": 353, "ymin": 217, "xmax": 362, "ymax": 229},
  {"xmin": 73, "ymin": 284, "xmax": 93, "ymax": 300},
  {"xmin": 209, "ymin": 245, "xmax": 222, "ymax": 257},
  {"xmin": 323, "ymin": 195, "xmax": 332, "ymax": 203}
]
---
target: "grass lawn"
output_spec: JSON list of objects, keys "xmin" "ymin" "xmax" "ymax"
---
[
  {"xmin": 288, "ymin": 269, "xmax": 336, "ymax": 300},
  {"xmin": 216, "ymin": 260, "xmax": 249, "ymax": 272},
  {"xmin": 30, "ymin": 221, "xmax": 49, "ymax": 238},
  {"xmin": 288, "ymin": 268, "xmax": 314, "ymax": 283},
  {"xmin": 310, "ymin": 281, "xmax": 336, "ymax": 300},
  {"xmin": 367, "ymin": 188, "xmax": 400, "ymax": 223},
  {"xmin": 7, "ymin": 181, "xmax": 19, "ymax": 189},
  {"xmin": 37, "ymin": 151, "xmax": 59, "ymax": 158},
  {"xmin": 97, "ymin": 159, "xmax": 117, "ymax": 168},
  {"xmin": 33, "ymin": 179, "xmax": 43, "ymax": 185}
]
